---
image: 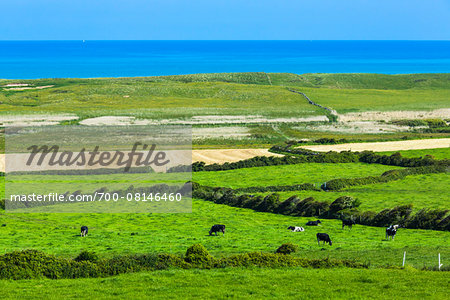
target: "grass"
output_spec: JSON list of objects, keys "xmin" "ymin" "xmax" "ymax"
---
[
  {"xmin": 0, "ymin": 197, "xmax": 448, "ymax": 268},
  {"xmin": 0, "ymin": 79, "xmax": 323, "ymax": 118},
  {"xmin": 1, "ymin": 73, "xmax": 449, "ymax": 118},
  {"xmin": 289, "ymin": 86, "xmax": 449, "ymax": 113},
  {"xmin": 0, "ymin": 72, "xmax": 449, "ymax": 297},
  {"xmin": 193, "ymin": 163, "xmax": 401, "ymax": 188},
  {"xmin": 2, "ymin": 163, "xmax": 400, "ymax": 197},
  {"xmin": 0, "ymin": 268, "xmax": 448, "ymax": 299},
  {"xmin": 256, "ymin": 172, "xmax": 450, "ymax": 212},
  {"xmin": 377, "ymin": 148, "xmax": 450, "ymax": 160}
]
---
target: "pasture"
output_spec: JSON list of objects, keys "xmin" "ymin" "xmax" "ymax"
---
[
  {"xmin": 255, "ymin": 172, "xmax": 450, "ymax": 212},
  {"xmin": 0, "ymin": 268, "xmax": 448, "ymax": 299},
  {"xmin": 0, "ymin": 72, "xmax": 449, "ymax": 299},
  {"xmin": 0, "ymin": 196, "xmax": 449, "ymax": 268},
  {"xmin": 1, "ymin": 72, "xmax": 449, "ymax": 119},
  {"xmin": 194, "ymin": 163, "xmax": 401, "ymax": 189}
]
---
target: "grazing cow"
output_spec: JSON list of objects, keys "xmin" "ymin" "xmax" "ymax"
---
[
  {"xmin": 386, "ymin": 225, "xmax": 398, "ymax": 240},
  {"xmin": 81, "ymin": 226, "xmax": 88, "ymax": 237},
  {"xmin": 306, "ymin": 220, "xmax": 322, "ymax": 226},
  {"xmin": 342, "ymin": 219, "xmax": 356, "ymax": 229},
  {"xmin": 287, "ymin": 226, "xmax": 305, "ymax": 232},
  {"xmin": 209, "ymin": 224, "xmax": 226, "ymax": 236},
  {"xmin": 317, "ymin": 233, "xmax": 332, "ymax": 246}
]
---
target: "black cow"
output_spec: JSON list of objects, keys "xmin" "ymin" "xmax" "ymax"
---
[
  {"xmin": 317, "ymin": 233, "xmax": 332, "ymax": 246},
  {"xmin": 342, "ymin": 219, "xmax": 356, "ymax": 229},
  {"xmin": 385, "ymin": 225, "xmax": 398, "ymax": 240},
  {"xmin": 209, "ymin": 224, "xmax": 226, "ymax": 236},
  {"xmin": 306, "ymin": 220, "xmax": 322, "ymax": 226},
  {"xmin": 81, "ymin": 226, "xmax": 88, "ymax": 237}
]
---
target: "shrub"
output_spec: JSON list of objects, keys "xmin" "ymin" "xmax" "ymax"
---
[
  {"xmin": 406, "ymin": 208, "xmax": 449, "ymax": 230},
  {"xmin": 0, "ymin": 250, "xmax": 101, "ymax": 279},
  {"xmin": 275, "ymin": 243, "xmax": 298, "ymax": 255},
  {"xmin": 328, "ymin": 196, "xmax": 359, "ymax": 216},
  {"xmin": 274, "ymin": 195, "xmax": 301, "ymax": 215},
  {"xmin": 185, "ymin": 244, "xmax": 214, "ymax": 266},
  {"xmin": 255, "ymin": 193, "xmax": 280, "ymax": 212},
  {"xmin": 155, "ymin": 254, "xmax": 190, "ymax": 270}
]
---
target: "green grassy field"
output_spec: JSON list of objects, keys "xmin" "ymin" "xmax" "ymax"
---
[
  {"xmin": 254, "ymin": 172, "xmax": 450, "ymax": 212},
  {"xmin": 0, "ymin": 79, "xmax": 322, "ymax": 118},
  {"xmin": 377, "ymin": 148, "xmax": 450, "ymax": 160},
  {"xmin": 2, "ymin": 162, "xmax": 400, "ymax": 199},
  {"xmin": 1, "ymin": 72, "xmax": 449, "ymax": 298},
  {"xmin": 1, "ymin": 73, "xmax": 449, "ymax": 118},
  {"xmin": 0, "ymin": 198, "xmax": 448, "ymax": 268},
  {"xmin": 0, "ymin": 268, "xmax": 448, "ymax": 299},
  {"xmin": 292, "ymin": 87, "xmax": 449, "ymax": 113},
  {"xmin": 194, "ymin": 163, "xmax": 401, "ymax": 188}
]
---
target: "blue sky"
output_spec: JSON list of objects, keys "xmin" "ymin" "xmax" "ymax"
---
[{"xmin": 1, "ymin": 0, "xmax": 449, "ymax": 40}]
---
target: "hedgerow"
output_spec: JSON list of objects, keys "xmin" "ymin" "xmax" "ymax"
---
[
  {"xmin": 192, "ymin": 183, "xmax": 449, "ymax": 231},
  {"xmin": 0, "ymin": 246, "xmax": 368, "ymax": 280},
  {"xmin": 321, "ymin": 165, "xmax": 447, "ymax": 191},
  {"xmin": 167, "ymin": 147, "xmax": 448, "ymax": 174}
]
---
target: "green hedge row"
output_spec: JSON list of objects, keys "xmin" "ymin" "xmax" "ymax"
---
[
  {"xmin": 167, "ymin": 147, "xmax": 447, "ymax": 174},
  {"xmin": 322, "ymin": 165, "xmax": 447, "ymax": 191},
  {"xmin": 192, "ymin": 183, "xmax": 449, "ymax": 231},
  {"xmin": 234, "ymin": 183, "xmax": 320, "ymax": 193},
  {"xmin": 0, "ymin": 245, "xmax": 367, "ymax": 280},
  {"xmin": 8, "ymin": 166, "xmax": 154, "ymax": 176},
  {"xmin": 272, "ymin": 146, "xmax": 449, "ymax": 169},
  {"xmin": 168, "ymin": 151, "xmax": 360, "ymax": 173}
]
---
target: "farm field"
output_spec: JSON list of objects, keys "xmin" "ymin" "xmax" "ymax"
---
[
  {"xmin": 2, "ymin": 73, "xmax": 449, "ymax": 118},
  {"xmin": 1, "ymin": 162, "xmax": 396, "ymax": 197},
  {"xmin": 0, "ymin": 72, "xmax": 449, "ymax": 298},
  {"xmin": 194, "ymin": 163, "xmax": 401, "ymax": 189},
  {"xmin": 377, "ymin": 148, "xmax": 450, "ymax": 160},
  {"xmin": 1, "ymin": 73, "xmax": 449, "ymax": 148},
  {"xmin": 299, "ymin": 138, "xmax": 450, "ymax": 152},
  {"xmin": 255, "ymin": 172, "xmax": 450, "ymax": 211},
  {"xmin": 0, "ymin": 198, "xmax": 449, "ymax": 268},
  {"xmin": 0, "ymin": 268, "xmax": 448, "ymax": 299}
]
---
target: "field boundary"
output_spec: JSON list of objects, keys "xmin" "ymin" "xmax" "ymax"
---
[{"xmin": 287, "ymin": 88, "xmax": 339, "ymax": 121}]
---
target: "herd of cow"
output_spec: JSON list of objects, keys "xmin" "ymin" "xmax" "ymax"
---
[{"xmin": 79, "ymin": 220, "xmax": 399, "ymax": 246}]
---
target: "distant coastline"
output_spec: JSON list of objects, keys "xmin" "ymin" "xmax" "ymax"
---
[{"xmin": 0, "ymin": 41, "xmax": 449, "ymax": 79}]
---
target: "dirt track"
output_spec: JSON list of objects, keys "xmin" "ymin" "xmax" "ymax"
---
[
  {"xmin": 299, "ymin": 138, "xmax": 450, "ymax": 152},
  {"xmin": 0, "ymin": 149, "xmax": 281, "ymax": 172},
  {"xmin": 191, "ymin": 149, "xmax": 282, "ymax": 164}
]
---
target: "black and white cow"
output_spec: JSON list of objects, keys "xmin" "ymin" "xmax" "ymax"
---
[
  {"xmin": 316, "ymin": 233, "xmax": 332, "ymax": 246},
  {"xmin": 306, "ymin": 220, "xmax": 322, "ymax": 226},
  {"xmin": 385, "ymin": 225, "xmax": 398, "ymax": 240},
  {"xmin": 209, "ymin": 224, "xmax": 226, "ymax": 236},
  {"xmin": 342, "ymin": 219, "xmax": 356, "ymax": 229},
  {"xmin": 81, "ymin": 226, "xmax": 88, "ymax": 237},
  {"xmin": 287, "ymin": 226, "xmax": 305, "ymax": 232}
]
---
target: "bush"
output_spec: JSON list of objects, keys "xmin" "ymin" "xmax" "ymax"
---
[
  {"xmin": 255, "ymin": 193, "xmax": 280, "ymax": 212},
  {"xmin": 406, "ymin": 208, "xmax": 449, "ymax": 230},
  {"xmin": 328, "ymin": 196, "xmax": 360, "ymax": 216},
  {"xmin": 0, "ymin": 250, "xmax": 100, "ymax": 279},
  {"xmin": 155, "ymin": 254, "xmax": 191, "ymax": 270},
  {"xmin": 275, "ymin": 243, "xmax": 298, "ymax": 255},
  {"xmin": 185, "ymin": 244, "xmax": 214, "ymax": 266},
  {"xmin": 274, "ymin": 195, "xmax": 301, "ymax": 215}
]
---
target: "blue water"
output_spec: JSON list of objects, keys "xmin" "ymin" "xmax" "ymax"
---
[{"xmin": 0, "ymin": 41, "xmax": 449, "ymax": 79}]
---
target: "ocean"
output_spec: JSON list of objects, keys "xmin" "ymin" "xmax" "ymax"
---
[{"xmin": 0, "ymin": 41, "xmax": 449, "ymax": 79}]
